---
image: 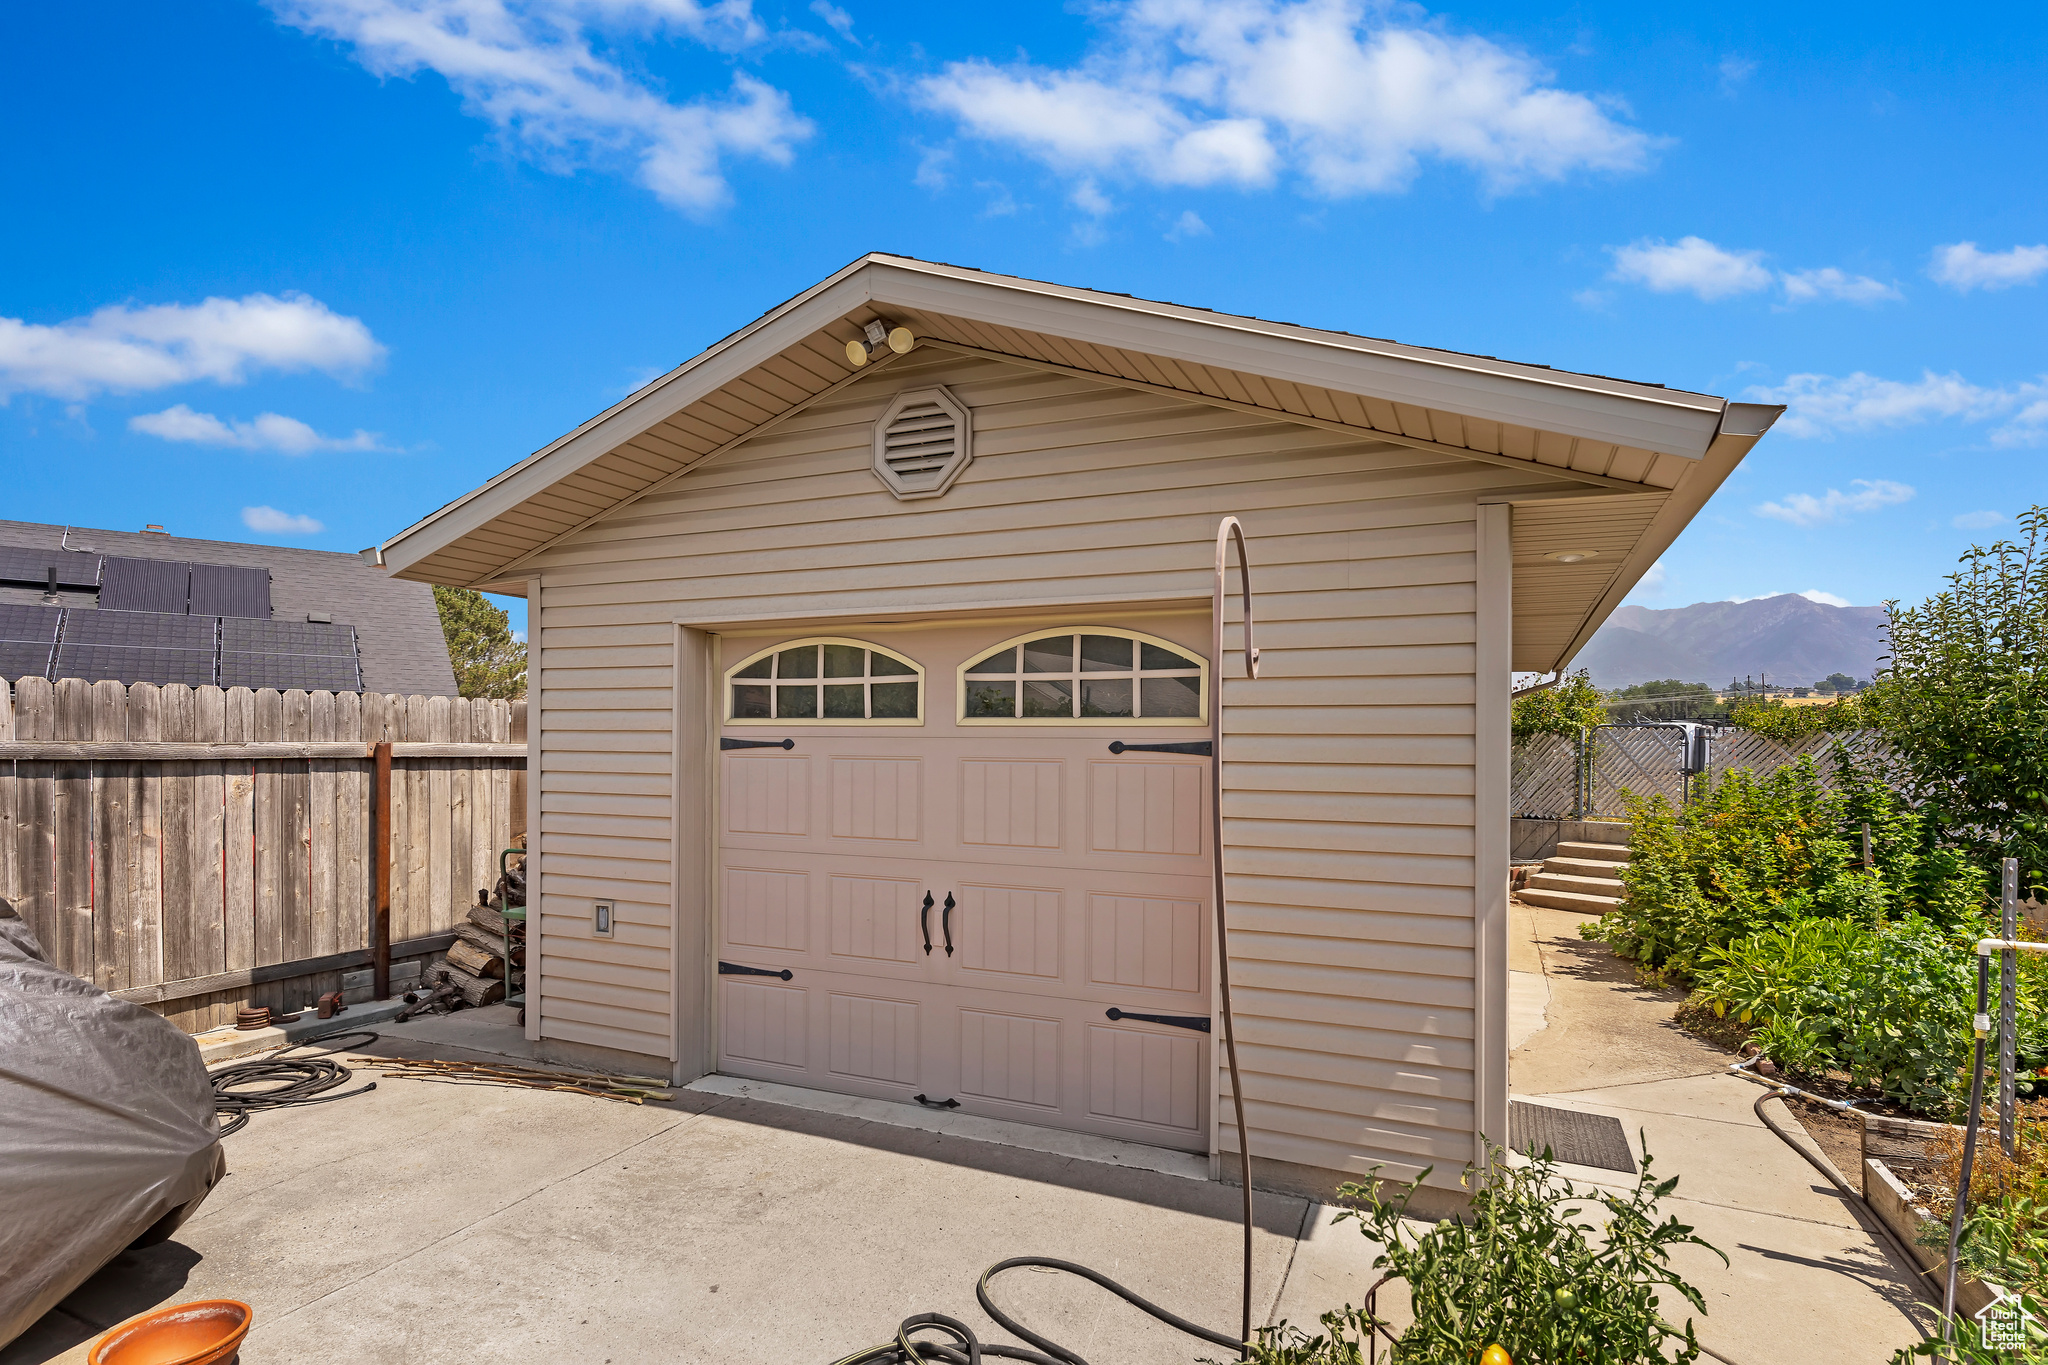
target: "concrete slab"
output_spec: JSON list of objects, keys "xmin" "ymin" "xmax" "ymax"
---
[
  {"xmin": 1507, "ymin": 970, "xmax": 1549, "ymax": 1052},
  {"xmin": 193, "ymin": 996, "xmax": 415, "ymax": 1066}
]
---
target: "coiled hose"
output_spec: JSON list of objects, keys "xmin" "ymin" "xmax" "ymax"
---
[
  {"xmin": 210, "ymin": 1030, "xmax": 381, "ymax": 1136},
  {"xmin": 828, "ymin": 1257, "xmax": 1243, "ymax": 1365}
]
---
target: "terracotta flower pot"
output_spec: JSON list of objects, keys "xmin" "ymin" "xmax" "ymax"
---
[{"xmin": 88, "ymin": 1300, "xmax": 252, "ymax": 1365}]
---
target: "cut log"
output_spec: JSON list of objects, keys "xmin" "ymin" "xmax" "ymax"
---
[
  {"xmin": 425, "ymin": 959, "xmax": 505, "ymax": 1008},
  {"xmin": 455, "ymin": 921, "xmax": 522, "ymax": 965},
  {"xmin": 446, "ymin": 937, "xmax": 504, "ymax": 979},
  {"xmin": 468, "ymin": 902, "xmax": 519, "ymax": 939}
]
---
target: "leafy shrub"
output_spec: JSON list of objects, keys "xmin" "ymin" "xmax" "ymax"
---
[
  {"xmin": 1880, "ymin": 503, "xmax": 2048, "ymax": 900},
  {"xmin": 1585, "ymin": 750, "xmax": 1987, "ymax": 977},
  {"xmin": 1241, "ymin": 1145, "xmax": 1721, "ymax": 1365},
  {"xmin": 1690, "ymin": 915, "xmax": 2006, "ymax": 1112},
  {"xmin": 1512, "ymin": 668, "xmax": 1606, "ymax": 743},
  {"xmin": 1728, "ymin": 692, "xmax": 1875, "ymax": 741}
]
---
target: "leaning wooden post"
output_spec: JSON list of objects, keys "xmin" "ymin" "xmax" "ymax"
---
[{"xmin": 372, "ymin": 740, "xmax": 394, "ymax": 1000}]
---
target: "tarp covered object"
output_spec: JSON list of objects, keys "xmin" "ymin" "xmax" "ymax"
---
[{"xmin": 0, "ymin": 898, "xmax": 225, "ymax": 1348}]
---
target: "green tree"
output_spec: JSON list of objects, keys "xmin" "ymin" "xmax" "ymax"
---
[
  {"xmin": 1879, "ymin": 504, "xmax": 2048, "ymax": 897},
  {"xmin": 1817, "ymin": 672, "xmax": 1859, "ymax": 693},
  {"xmin": 1512, "ymin": 669, "xmax": 1607, "ymax": 742},
  {"xmin": 434, "ymin": 586, "xmax": 528, "ymax": 699}
]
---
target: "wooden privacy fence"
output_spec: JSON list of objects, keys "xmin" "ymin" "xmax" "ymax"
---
[{"xmin": 0, "ymin": 677, "xmax": 526, "ymax": 1033}]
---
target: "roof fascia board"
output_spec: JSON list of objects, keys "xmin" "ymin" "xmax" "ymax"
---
[
  {"xmin": 1543, "ymin": 402, "xmax": 1784, "ymax": 673},
  {"xmin": 463, "ymin": 346, "xmax": 918, "ymax": 588},
  {"xmin": 379, "ymin": 265, "xmax": 877, "ymax": 574},
  {"xmin": 867, "ymin": 260, "xmax": 1725, "ymax": 458},
  {"xmin": 921, "ymin": 338, "xmax": 1653, "ymax": 494}
]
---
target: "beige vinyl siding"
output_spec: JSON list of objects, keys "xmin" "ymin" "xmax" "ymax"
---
[{"xmin": 529, "ymin": 348, "xmax": 1507, "ymax": 1182}]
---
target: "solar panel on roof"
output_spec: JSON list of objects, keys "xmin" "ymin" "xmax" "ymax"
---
[
  {"xmin": 99, "ymin": 557, "xmax": 191, "ymax": 613},
  {"xmin": 52, "ymin": 644, "xmax": 216, "ymax": 687},
  {"xmin": 0, "ymin": 643, "xmax": 56, "ymax": 681},
  {"xmin": 188, "ymin": 563, "xmax": 271, "ymax": 619},
  {"xmin": 220, "ymin": 618, "xmax": 354, "ymax": 656},
  {"xmin": 0, "ymin": 546, "xmax": 101, "ymax": 590},
  {"xmin": 218, "ymin": 653, "xmax": 362, "ymax": 692},
  {"xmin": 62, "ymin": 610, "xmax": 217, "ymax": 650},
  {"xmin": 0, "ymin": 603, "xmax": 62, "ymax": 645}
]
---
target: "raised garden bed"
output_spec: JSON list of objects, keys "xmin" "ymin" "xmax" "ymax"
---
[{"xmin": 1861, "ymin": 1112, "xmax": 1996, "ymax": 1317}]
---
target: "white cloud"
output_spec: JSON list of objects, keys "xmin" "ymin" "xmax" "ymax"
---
[
  {"xmin": 130, "ymin": 404, "xmax": 390, "ymax": 455},
  {"xmin": 242, "ymin": 506, "xmax": 327, "ymax": 535},
  {"xmin": 1070, "ymin": 178, "xmax": 1114, "ymax": 216},
  {"xmin": 1717, "ymin": 55, "xmax": 1755, "ymax": 94},
  {"xmin": 916, "ymin": 0, "xmax": 1656, "ymax": 202},
  {"xmin": 1609, "ymin": 236, "xmax": 1771, "ymax": 300},
  {"xmin": 1165, "ymin": 208, "xmax": 1210, "ymax": 240},
  {"xmin": 1623, "ymin": 559, "xmax": 1667, "ymax": 603},
  {"xmin": 1778, "ymin": 267, "xmax": 1901, "ymax": 305},
  {"xmin": 1755, "ymin": 478, "xmax": 1915, "ymax": 527},
  {"xmin": 0, "ymin": 293, "xmax": 383, "ymax": 401},
  {"xmin": 1746, "ymin": 369, "xmax": 2048, "ymax": 444},
  {"xmin": 1953, "ymin": 510, "xmax": 2007, "ymax": 530},
  {"xmin": 268, "ymin": 0, "xmax": 811, "ymax": 213},
  {"xmin": 809, "ymin": 0, "xmax": 854, "ymax": 40},
  {"xmin": 1608, "ymin": 236, "xmax": 1897, "ymax": 305},
  {"xmin": 1929, "ymin": 241, "xmax": 2048, "ymax": 292}
]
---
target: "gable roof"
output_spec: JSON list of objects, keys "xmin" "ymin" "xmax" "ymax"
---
[
  {"xmin": 0, "ymin": 520, "xmax": 457, "ymax": 696},
  {"xmin": 373, "ymin": 254, "xmax": 1780, "ymax": 672}
]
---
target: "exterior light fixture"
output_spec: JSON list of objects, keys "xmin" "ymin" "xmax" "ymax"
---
[
  {"xmin": 846, "ymin": 319, "xmax": 915, "ymax": 368},
  {"xmin": 1544, "ymin": 549, "xmax": 1600, "ymax": 564}
]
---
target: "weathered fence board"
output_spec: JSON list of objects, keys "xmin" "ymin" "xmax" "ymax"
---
[{"xmin": 0, "ymin": 677, "xmax": 528, "ymax": 1032}]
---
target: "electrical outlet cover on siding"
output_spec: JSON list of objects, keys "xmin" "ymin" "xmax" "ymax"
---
[{"xmin": 872, "ymin": 386, "xmax": 973, "ymax": 500}]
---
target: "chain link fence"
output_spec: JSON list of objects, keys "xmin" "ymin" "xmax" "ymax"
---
[{"xmin": 1510, "ymin": 726, "xmax": 1897, "ymax": 821}]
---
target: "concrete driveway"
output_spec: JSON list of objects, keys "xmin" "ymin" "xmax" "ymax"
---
[{"xmin": 5, "ymin": 1008, "xmax": 1392, "ymax": 1365}]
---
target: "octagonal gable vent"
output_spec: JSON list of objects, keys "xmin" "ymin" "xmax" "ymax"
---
[{"xmin": 873, "ymin": 386, "xmax": 973, "ymax": 501}]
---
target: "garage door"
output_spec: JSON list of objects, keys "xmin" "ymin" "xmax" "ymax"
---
[{"xmin": 714, "ymin": 620, "xmax": 1214, "ymax": 1151}]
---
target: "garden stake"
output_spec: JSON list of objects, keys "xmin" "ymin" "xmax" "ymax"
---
[
  {"xmin": 2000, "ymin": 858, "xmax": 2020, "ymax": 1158},
  {"xmin": 1942, "ymin": 949, "xmax": 1990, "ymax": 1334}
]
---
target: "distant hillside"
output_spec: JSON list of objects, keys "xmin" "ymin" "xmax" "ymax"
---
[{"xmin": 1576, "ymin": 595, "xmax": 1889, "ymax": 690}]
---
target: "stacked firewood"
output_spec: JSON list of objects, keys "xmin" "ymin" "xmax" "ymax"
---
[{"xmin": 419, "ymin": 857, "xmax": 526, "ymax": 1010}]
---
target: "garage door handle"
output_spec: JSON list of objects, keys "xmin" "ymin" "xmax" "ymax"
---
[
  {"xmin": 941, "ymin": 893, "xmax": 956, "ymax": 956},
  {"xmin": 1106, "ymin": 1007, "xmax": 1211, "ymax": 1033},
  {"xmin": 914, "ymin": 1094, "xmax": 960, "ymax": 1110},
  {"xmin": 920, "ymin": 892, "xmax": 934, "ymax": 956},
  {"xmin": 719, "ymin": 960, "xmax": 793, "ymax": 981},
  {"xmin": 1107, "ymin": 741, "xmax": 1212, "ymax": 756},
  {"xmin": 721, "ymin": 737, "xmax": 795, "ymax": 750}
]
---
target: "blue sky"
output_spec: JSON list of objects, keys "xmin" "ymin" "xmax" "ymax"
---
[{"xmin": 5, "ymin": 0, "xmax": 2046, "ymax": 640}]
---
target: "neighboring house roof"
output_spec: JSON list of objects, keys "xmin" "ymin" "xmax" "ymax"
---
[
  {"xmin": 0, "ymin": 520, "xmax": 457, "ymax": 696},
  {"xmin": 372, "ymin": 253, "xmax": 1781, "ymax": 673}
]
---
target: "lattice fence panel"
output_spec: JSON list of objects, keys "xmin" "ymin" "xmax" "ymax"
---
[
  {"xmin": 1706, "ymin": 728, "xmax": 1900, "ymax": 793},
  {"xmin": 1511, "ymin": 732, "xmax": 1579, "ymax": 819},
  {"xmin": 1586, "ymin": 725, "xmax": 1690, "ymax": 818}
]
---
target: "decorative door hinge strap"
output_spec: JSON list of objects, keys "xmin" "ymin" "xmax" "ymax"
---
[
  {"xmin": 721, "ymin": 737, "xmax": 795, "ymax": 750},
  {"xmin": 1107, "ymin": 741, "xmax": 1212, "ymax": 756},
  {"xmin": 1105, "ymin": 1007, "xmax": 1211, "ymax": 1032},
  {"xmin": 718, "ymin": 960, "xmax": 793, "ymax": 980}
]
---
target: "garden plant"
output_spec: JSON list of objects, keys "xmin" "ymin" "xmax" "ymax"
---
[{"xmin": 1240, "ymin": 1145, "xmax": 1721, "ymax": 1364}]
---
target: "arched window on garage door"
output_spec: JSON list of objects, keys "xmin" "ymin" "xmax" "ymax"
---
[
  {"xmin": 726, "ymin": 638, "xmax": 925, "ymax": 724},
  {"xmin": 958, "ymin": 627, "xmax": 1206, "ymax": 724}
]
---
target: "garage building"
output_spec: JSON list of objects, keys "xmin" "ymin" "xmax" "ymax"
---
[{"xmin": 370, "ymin": 255, "xmax": 1779, "ymax": 1201}]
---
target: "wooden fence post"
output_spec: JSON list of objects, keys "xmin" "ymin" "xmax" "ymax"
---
[{"xmin": 373, "ymin": 739, "xmax": 393, "ymax": 1000}]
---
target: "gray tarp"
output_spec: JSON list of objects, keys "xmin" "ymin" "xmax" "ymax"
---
[{"xmin": 0, "ymin": 898, "xmax": 225, "ymax": 1347}]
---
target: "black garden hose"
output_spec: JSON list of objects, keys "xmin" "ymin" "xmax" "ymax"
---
[
  {"xmin": 1750, "ymin": 1087, "xmax": 1936, "ymax": 1342},
  {"xmin": 828, "ymin": 1257, "xmax": 1243, "ymax": 1365},
  {"xmin": 210, "ymin": 1030, "xmax": 381, "ymax": 1136}
]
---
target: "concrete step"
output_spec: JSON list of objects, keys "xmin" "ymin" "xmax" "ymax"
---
[
  {"xmin": 1518, "ymin": 886, "xmax": 1623, "ymax": 914},
  {"xmin": 1555, "ymin": 840, "xmax": 1631, "ymax": 863},
  {"xmin": 1530, "ymin": 871, "xmax": 1626, "ymax": 896},
  {"xmin": 1566, "ymin": 821, "xmax": 1633, "ymax": 848},
  {"xmin": 1540, "ymin": 856, "xmax": 1628, "ymax": 882}
]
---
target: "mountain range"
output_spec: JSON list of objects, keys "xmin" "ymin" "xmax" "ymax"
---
[{"xmin": 1575, "ymin": 594, "xmax": 1890, "ymax": 690}]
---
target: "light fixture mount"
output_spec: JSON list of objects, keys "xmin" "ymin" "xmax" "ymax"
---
[
  {"xmin": 1544, "ymin": 549, "xmax": 1601, "ymax": 564},
  {"xmin": 845, "ymin": 318, "xmax": 916, "ymax": 368}
]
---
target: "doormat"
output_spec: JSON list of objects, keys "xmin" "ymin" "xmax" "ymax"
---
[{"xmin": 1508, "ymin": 1101, "xmax": 1636, "ymax": 1174}]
